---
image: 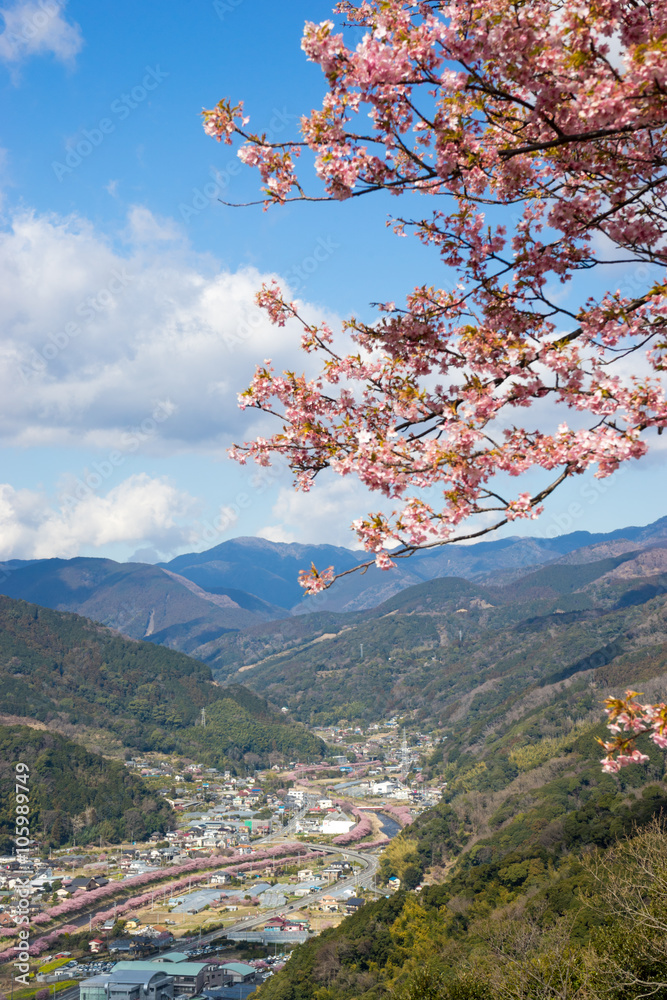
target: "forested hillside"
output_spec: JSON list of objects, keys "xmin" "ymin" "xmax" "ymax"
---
[
  {"xmin": 258, "ymin": 811, "xmax": 667, "ymax": 1000},
  {"xmin": 0, "ymin": 596, "xmax": 325, "ymax": 769},
  {"xmin": 0, "ymin": 725, "xmax": 175, "ymax": 852},
  {"xmin": 258, "ymin": 745, "xmax": 667, "ymax": 999},
  {"xmin": 213, "ymin": 548, "xmax": 667, "ymax": 729}
]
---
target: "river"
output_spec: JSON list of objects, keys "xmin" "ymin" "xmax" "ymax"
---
[{"xmin": 376, "ymin": 814, "xmax": 401, "ymax": 839}]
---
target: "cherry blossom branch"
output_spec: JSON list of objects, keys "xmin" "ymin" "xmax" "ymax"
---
[
  {"xmin": 202, "ymin": 0, "xmax": 667, "ymax": 594},
  {"xmin": 598, "ymin": 691, "xmax": 667, "ymax": 773}
]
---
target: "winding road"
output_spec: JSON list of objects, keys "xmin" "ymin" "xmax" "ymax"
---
[{"xmin": 193, "ymin": 841, "xmax": 381, "ymax": 947}]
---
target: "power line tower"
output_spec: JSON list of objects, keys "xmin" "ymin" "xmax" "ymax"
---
[{"xmin": 200, "ymin": 707, "xmax": 206, "ymax": 727}]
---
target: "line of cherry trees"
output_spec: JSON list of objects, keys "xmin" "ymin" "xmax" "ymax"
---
[{"xmin": 0, "ymin": 843, "xmax": 325, "ymax": 960}]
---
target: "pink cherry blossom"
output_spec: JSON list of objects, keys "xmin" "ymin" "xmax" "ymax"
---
[
  {"xmin": 202, "ymin": 0, "xmax": 667, "ymax": 594},
  {"xmin": 201, "ymin": 1, "xmax": 667, "ymax": 774},
  {"xmin": 599, "ymin": 691, "xmax": 667, "ymax": 771},
  {"xmin": 6, "ymin": 843, "xmax": 314, "ymax": 957}
]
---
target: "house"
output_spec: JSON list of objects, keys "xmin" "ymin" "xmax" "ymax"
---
[
  {"xmin": 153, "ymin": 931, "xmax": 174, "ymax": 950},
  {"xmin": 345, "ymin": 897, "xmax": 365, "ymax": 914},
  {"xmin": 370, "ymin": 780, "xmax": 394, "ymax": 795},
  {"xmin": 297, "ymin": 869, "xmax": 314, "ymax": 882},
  {"xmin": 264, "ymin": 916, "xmax": 309, "ymax": 933},
  {"xmin": 108, "ymin": 939, "xmax": 144, "ymax": 956},
  {"xmin": 210, "ymin": 872, "xmax": 231, "ymax": 885},
  {"xmin": 319, "ymin": 895, "xmax": 339, "ymax": 912},
  {"xmin": 30, "ymin": 869, "xmax": 55, "ymax": 889},
  {"xmin": 67, "ymin": 876, "xmax": 109, "ymax": 892},
  {"xmin": 128, "ymin": 923, "xmax": 155, "ymax": 937},
  {"xmin": 322, "ymin": 862, "xmax": 349, "ymax": 879},
  {"xmin": 88, "ymin": 938, "xmax": 105, "ymax": 954}
]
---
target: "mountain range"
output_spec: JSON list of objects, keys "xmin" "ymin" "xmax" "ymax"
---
[
  {"xmin": 206, "ymin": 541, "xmax": 667, "ymax": 727},
  {"xmin": 1, "ymin": 517, "xmax": 666, "ymax": 668}
]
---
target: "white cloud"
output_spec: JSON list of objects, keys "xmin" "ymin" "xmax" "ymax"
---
[
  {"xmin": 0, "ymin": 473, "xmax": 200, "ymax": 560},
  {"xmin": 258, "ymin": 475, "xmax": 395, "ymax": 550},
  {"xmin": 0, "ymin": 208, "xmax": 335, "ymax": 454},
  {"xmin": 125, "ymin": 205, "xmax": 181, "ymax": 244},
  {"xmin": 256, "ymin": 524, "xmax": 298, "ymax": 544},
  {"xmin": 0, "ymin": 0, "xmax": 83, "ymax": 68}
]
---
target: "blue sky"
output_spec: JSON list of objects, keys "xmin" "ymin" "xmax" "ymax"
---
[{"xmin": 0, "ymin": 0, "xmax": 664, "ymax": 565}]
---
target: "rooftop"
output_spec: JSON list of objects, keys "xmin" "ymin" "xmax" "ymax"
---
[
  {"xmin": 220, "ymin": 963, "xmax": 256, "ymax": 976},
  {"xmin": 113, "ymin": 961, "xmax": 207, "ymax": 976}
]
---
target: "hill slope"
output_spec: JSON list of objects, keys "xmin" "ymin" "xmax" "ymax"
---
[
  {"xmin": 0, "ymin": 725, "xmax": 175, "ymax": 851},
  {"xmin": 0, "ymin": 557, "xmax": 287, "ymax": 647},
  {"xmin": 207, "ymin": 546, "xmax": 667, "ymax": 728},
  {"xmin": 0, "ymin": 596, "xmax": 325, "ymax": 768}
]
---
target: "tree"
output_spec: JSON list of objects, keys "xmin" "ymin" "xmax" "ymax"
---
[
  {"xmin": 580, "ymin": 816, "xmax": 667, "ymax": 995},
  {"xmin": 203, "ymin": 0, "xmax": 667, "ymax": 594}
]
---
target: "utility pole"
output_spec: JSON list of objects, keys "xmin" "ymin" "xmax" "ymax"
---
[{"xmin": 401, "ymin": 728, "xmax": 410, "ymax": 781}]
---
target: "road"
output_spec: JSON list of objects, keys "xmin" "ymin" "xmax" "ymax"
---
[
  {"xmin": 43, "ymin": 795, "xmax": 387, "ymax": 942},
  {"xmin": 50, "ymin": 986, "xmax": 80, "ymax": 1000},
  {"xmin": 193, "ymin": 842, "xmax": 381, "ymax": 947}
]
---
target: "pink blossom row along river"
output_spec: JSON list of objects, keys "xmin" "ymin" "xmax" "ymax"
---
[
  {"xmin": 0, "ymin": 843, "xmax": 323, "ymax": 960},
  {"xmin": 332, "ymin": 802, "xmax": 412, "ymax": 845}
]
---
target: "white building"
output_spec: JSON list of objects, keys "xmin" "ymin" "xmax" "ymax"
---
[
  {"xmin": 371, "ymin": 780, "xmax": 399, "ymax": 795},
  {"xmin": 321, "ymin": 811, "xmax": 356, "ymax": 835}
]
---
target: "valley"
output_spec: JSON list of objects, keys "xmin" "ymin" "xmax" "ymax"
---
[{"xmin": 2, "ymin": 519, "xmax": 667, "ymax": 998}]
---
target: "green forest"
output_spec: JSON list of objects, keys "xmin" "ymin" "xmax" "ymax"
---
[
  {"xmin": 0, "ymin": 596, "xmax": 326, "ymax": 769},
  {"xmin": 0, "ymin": 725, "xmax": 175, "ymax": 851}
]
